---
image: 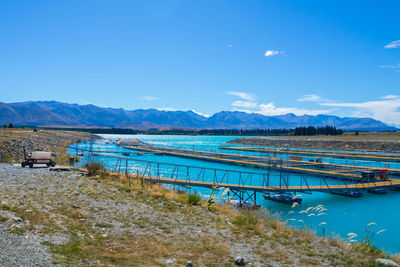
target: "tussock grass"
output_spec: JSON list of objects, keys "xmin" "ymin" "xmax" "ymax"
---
[{"xmin": 187, "ymin": 193, "xmax": 201, "ymax": 206}]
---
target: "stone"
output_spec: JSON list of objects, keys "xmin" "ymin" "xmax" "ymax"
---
[
  {"xmin": 186, "ymin": 261, "xmax": 193, "ymax": 267},
  {"xmin": 376, "ymin": 259, "xmax": 399, "ymax": 267},
  {"xmin": 235, "ymin": 256, "xmax": 245, "ymax": 266},
  {"xmin": 165, "ymin": 259, "xmax": 174, "ymax": 264},
  {"xmin": 13, "ymin": 217, "xmax": 23, "ymax": 223}
]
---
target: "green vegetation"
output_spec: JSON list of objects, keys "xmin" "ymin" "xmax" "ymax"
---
[
  {"xmin": 187, "ymin": 193, "xmax": 201, "ymax": 206},
  {"xmin": 293, "ymin": 125, "xmax": 342, "ymax": 136},
  {"xmin": 232, "ymin": 213, "xmax": 259, "ymax": 231},
  {"xmin": 95, "ymin": 222, "xmax": 114, "ymax": 228},
  {"xmin": 9, "ymin": 228, "xmax": 25, "ymax": 235}
]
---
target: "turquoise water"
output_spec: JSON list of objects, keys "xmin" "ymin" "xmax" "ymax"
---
[{"xmin": 68, "ymin": 134, "xmax": 400, "ymax": 254}]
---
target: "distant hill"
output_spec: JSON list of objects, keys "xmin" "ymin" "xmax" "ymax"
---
[{"xmin": 0, "ymin": 101, "xmax": 397, "ymax": 131}]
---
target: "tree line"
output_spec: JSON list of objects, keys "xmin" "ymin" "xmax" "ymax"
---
[
  {"xmin": 3, "ymin": 123, "xmax": 13, "ymax": 128},
  {"xmin": 40, "ymin": 125, "xmax": 343, "ymax": 136},
  {"xmin": 293, "ymin": 126, "xmax": 343, "ymax": 136}
]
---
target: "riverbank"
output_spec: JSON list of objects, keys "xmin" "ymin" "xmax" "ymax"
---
[{"xmin": 228, "ymin": 132, "xmax": 400, "ymax": 152}]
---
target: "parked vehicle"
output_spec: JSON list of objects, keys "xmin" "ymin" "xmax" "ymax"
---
[{"xmin": 21, "ymin": 150, "xmax": 56, "ymax": 168}]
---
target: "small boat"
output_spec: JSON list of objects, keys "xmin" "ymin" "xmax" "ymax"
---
[
  {"xmin": 367, "ymin": 188, "xmax": 388, "ymax": 195},
  {"xmin": 137, "ymin": 152, "xmax": 144, "ymax": 156},
  {"xmin": 330, "ymin": 190, "xmax": 363, "ymax": 198},
  {"xmin": 263, "ymin": 193, "xmax": 302, "ymax": 205}
]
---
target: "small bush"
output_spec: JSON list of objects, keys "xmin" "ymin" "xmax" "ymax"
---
[
  {"xmin": 232, "ymin": 213, "xmax": 259, "ymax": 230},
  {"xmin": 86, "ymin": 162, "xmax": 106, "ymax": 177},
  {"xmin": 188, "ymin": 193, "xmax": 201, "ymax": 206}
]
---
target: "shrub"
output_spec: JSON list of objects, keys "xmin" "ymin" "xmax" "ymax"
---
[
  {"xmin": 188, "ymin": 193, "xmax": 201, "ymax": 206},
  {"xmin": 86, "ymin": 162, "xmax": 106, "ymax": 177}
]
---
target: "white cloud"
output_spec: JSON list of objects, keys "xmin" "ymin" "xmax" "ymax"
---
[
  {"xmin": 384, "ymin": 40, "xmax": 400, "ymax": 49},
  {"xmin": 265, "ymin": 50, "xmax": 279, "ymax": 57},
  {"xmin": 320, "ymin": 96, "xmax": 400, "ymax": 126},
  {"xmin": 382, "ymin": 95, "xmax": 400, "ymax": 99},
  {"xmin": 264, "ymin": 49, "xmax": 286, "ymax": 57},
  {"xmin": 139, "ymin": 96, "xmax": 161, "ymax": 101},
  {"xmin": 256, "ymin": 102, "xmax": 332, "ymax": 116},
  {"xmin": 227, "ymin": 44, "xmax": 232, "ymax": 48},
  {"xmin": 157, "ymin": 107, "xmax": 178, "ymax": 111},
  {"xmin": 297, "ymin": 94, "xmax": 321, "ymax": 102},
  {"xmin": 264, "ymin": 50, "xmax": 285, "ymax": 57},
  {"xmin": 232, "ymin": 100, "xmax": 258, "ymax": 108},
  {"xmin": 227, "ymin": 91, "xmax": 255, "ymax": 101}
]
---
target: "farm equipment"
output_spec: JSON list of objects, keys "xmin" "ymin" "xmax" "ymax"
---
[{"xmin": 21, "ymin": 149, "xmax": 56, "ymax": 168}]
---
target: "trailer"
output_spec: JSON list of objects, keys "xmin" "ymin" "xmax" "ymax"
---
[{"xmin": 21, "ymin": 151, "xmax": 56, "ymax": 168}]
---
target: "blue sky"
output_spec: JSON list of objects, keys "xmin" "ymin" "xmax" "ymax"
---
[{"xmin": 1, "ymin": 0, "xmax": 400, "ymax": 125}]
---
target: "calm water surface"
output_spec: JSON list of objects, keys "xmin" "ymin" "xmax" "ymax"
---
[{"xmin": 68, "ymin": 134, "xmax": 400, "ymax": 254}]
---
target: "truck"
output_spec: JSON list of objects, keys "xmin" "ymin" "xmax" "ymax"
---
[{"xmin": 21, "ymin": 151, "xmax": 56, "ymax": 168}]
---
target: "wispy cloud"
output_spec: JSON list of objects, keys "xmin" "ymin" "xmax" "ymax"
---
[
  {"xmin": 297, "ymin": 94, "xmax": 321, "ymax": 102},
  {"xmin": 139, "ymin": 96, "xmax": 162, "ymax": 101},
  {"xmin": 232, "ymin": 100, "xmax": 258, "ymax": 108},
  {"xmin": 382, "ymin": 95, "xmax": 400, "ymax": 99},
  {"xmin": 264, "ymin": 50, "xmax": 285, "ymax": 57},
  {"xmin": 256, "ymin": 103, "xmax": 332, "ymax": 116},
  {"xmin": 320, "ymin": 96, "xmax": 400, "ymax": 126},
  {"xmin": 227, "ymin": 91, "xmax": 255, "ymax": 101},
  {"xmin": 227, "ymin": 44, "xmax": 232, "ymax": 48},
  {"xmin": 380, "ymin": 63, "xmax": 400, "ymax": 72},
  {"xmin": 384, "ymin": 40, "xmax": 400, "ymax": 49},
  {"xmin": 228, "ymin": 91, "xmax": 332, "ymax": 116}
]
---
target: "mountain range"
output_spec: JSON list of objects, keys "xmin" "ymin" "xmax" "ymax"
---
[{"xmin": 0, "ymin": 101, "xmax": 396, "ymax": 131}]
